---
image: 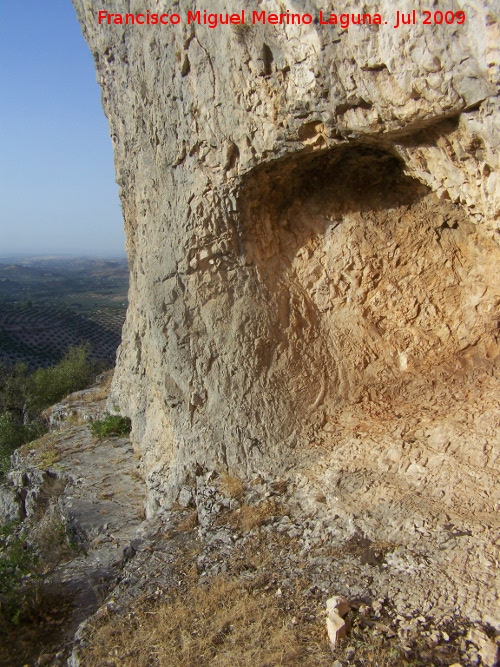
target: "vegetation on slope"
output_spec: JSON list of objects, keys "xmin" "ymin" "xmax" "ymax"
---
[
  {"xmin": 90, "ymin": 413, "xmax": 131, "ymax": 439},
  {"xmin": 0, "ymin": 344, "xmax": 99, "ymax": 476}
]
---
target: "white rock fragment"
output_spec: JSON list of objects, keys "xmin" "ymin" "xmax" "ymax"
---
[
  {"xmin": 325, "ymin": 595, "xmax": 351, "ymax": 647},
  {"xmin": 177, "ymin": 486, "xmax": 193, "ymax": 508}
]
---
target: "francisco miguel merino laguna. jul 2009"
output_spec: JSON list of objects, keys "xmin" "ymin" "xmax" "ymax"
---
[{"xmin": 96, "ymin": 9, "xmax": 467, "ymax": 28}]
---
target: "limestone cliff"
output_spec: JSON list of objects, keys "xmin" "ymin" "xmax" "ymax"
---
[{"xmin": 72, "ymin": 0, "xmax": 499, "ymax": 522}]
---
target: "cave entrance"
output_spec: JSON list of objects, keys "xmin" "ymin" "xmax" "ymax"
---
[{"xmin": 237, "ymin": 143, "xmax": 499, "ymax": 409}]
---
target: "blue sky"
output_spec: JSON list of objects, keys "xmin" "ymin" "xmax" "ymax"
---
[{"xmin": 0, "ymin": 0, "xmax": 125, "ymax": 256}]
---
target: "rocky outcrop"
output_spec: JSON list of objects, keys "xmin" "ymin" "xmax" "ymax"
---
[
  {"xmin": 72, "ymin": 0, "xmax": 499, "ymax": 504},
  {"xmin": 72, "ymin": 0, "xmax": 499, "ymax": 626}
]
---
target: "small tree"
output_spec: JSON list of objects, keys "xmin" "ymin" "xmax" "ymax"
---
[
  {"xmin": 0, "ymin": 413, "xmax": 45, "ymax": 476},
  {"xmin": 0, "ymin": 363, "xmax": 29, "ymax": 422},
  {"xmin": 26, "ymin": 345, "xmax": 97, "ymax": 418}
]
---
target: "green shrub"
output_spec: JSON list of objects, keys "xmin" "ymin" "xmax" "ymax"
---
[
  {"xmin": 91, "ymin": 414, "xmax": 131, "ymax": 439},
  {"xmin": 0, "ymin": 412, "xmax": 29, "ymax": 453},
  {"xmin": 0, "ymin": 522, "xmax": 39, "ymax": 623},
  {"xmin": 0, "ymin": 362, "xmax": 29, "ymax": 420},
  {"xmin": 0, "ymin": 413, "xmax": 46, "ymax": 478},
  {"xmin": 26, "ymin": 344, "xmax": 97, "ymax": 417}
]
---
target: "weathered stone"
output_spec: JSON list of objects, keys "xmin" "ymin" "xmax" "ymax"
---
[
  {"xmin": 344, "ymin": 646, "xmax": 356, "ymax": 660},
  {"xmin": 327, "ymin": 596, "xmax": 351, "ymax": 618},
  {"xmin": 468, "ymin": 628, "xmax": 500, "ymax": 667},
  {"xmin": 177, "ymin": 486, "xmax": 194, "ymax": 508},
  {"xmin": 326, "ymin": 595, "xmax": 351, "ymax": 647},
  {"xmin": 0, "ymin": 483, "xmax": 24, "ymax": 523},
  {"xmin": 327, "ymin": 612, "xmax": 347, "ymax": 648}
]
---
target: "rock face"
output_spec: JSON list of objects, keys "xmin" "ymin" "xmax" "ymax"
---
[{"xmin": 72, "ymin": 0, "xmax": 499, "ymax": 521}]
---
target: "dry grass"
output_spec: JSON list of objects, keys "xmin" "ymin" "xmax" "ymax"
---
[
  {"xmin": 176, "ymin": 511, "xmax": 199, "ymax": 533},
  {"xmin": 81, "ymin": 577, "xmax": 330, "ymax": 667},
  {"xmin": 76, "ymin": 516, "xmax": 461, "ymax": 667},
  {"xmin": 18, "ymin": 432, "xmax": 62, "ymax": 469},
  {"xmin": 37, "ymin": 448, "xmax": 60, "ymax": 468},
  {"xmin": 227, "ymin": 500, "xmax": 280, "ymax": 533},
  {"xmin": 79, "ymin": 372, "xmax": 113, "ymax": 404},
  {"xmin": 65, "ymin": 413, "xmax": 88, "ymax": 426},
  {"xmin": 18, "ymin": 432, "xmax": 56, "ymax": 457},
  {"xmin": 80, "ymin": 385, "xmax": 110, "ymax": 403},
  {"xmin": 218, "ymin": 472, "xmax": 244, "ymax": 500}
]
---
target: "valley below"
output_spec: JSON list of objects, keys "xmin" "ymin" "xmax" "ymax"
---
[{"xmin": 0, "ymin": 256, "xmax": 128, "ymax": 369}]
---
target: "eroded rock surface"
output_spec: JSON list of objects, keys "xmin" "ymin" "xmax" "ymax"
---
[{"xmin": 72, "ymin": 0, "xmax": 500, "ymax": 631}]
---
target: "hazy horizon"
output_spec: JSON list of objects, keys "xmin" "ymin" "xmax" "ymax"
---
[
  {"xmin": 0, "ymin": 251, "xmax": 127, "ymax": 261},
  {"xmin": 0, "ymin": 1, "xmax": 125, "ymax": 256}
]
